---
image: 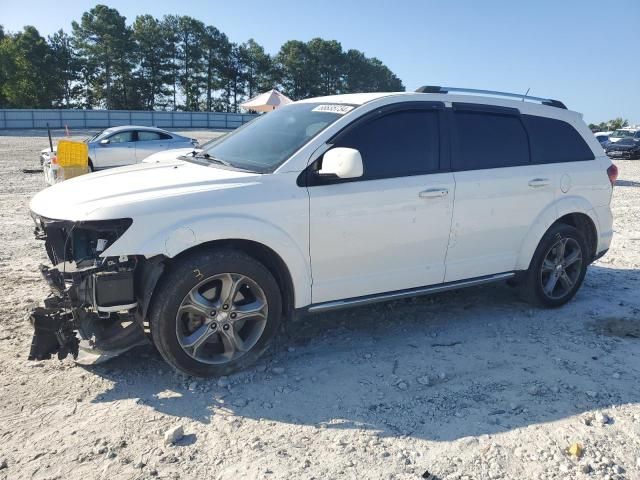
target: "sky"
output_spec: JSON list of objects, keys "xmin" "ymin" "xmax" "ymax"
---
[{"xmin": 1, "ymin": 0, "xmax": 638, "ymax": 124}]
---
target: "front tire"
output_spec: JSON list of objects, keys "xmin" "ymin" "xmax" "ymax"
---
[
  {"xmin": 520, "ymin": 223, "xmax": 588, "ymax": 307},
  {"xmin": 149, "ymin": 249, "xmax": 282, "ymax": 377}
]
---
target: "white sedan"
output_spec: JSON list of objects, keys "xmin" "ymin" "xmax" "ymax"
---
[{"xmin": 40, "ymin": 126, "xmax": 198, "ymax": 171}]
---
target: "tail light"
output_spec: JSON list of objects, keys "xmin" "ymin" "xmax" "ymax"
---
[
  {"xmin": 607, "ymin": 163, "xmax": 618, "ymax": 187},
  {"xmin": 51, "ymin": 155, "xmax": 58, "ymax": 165}
]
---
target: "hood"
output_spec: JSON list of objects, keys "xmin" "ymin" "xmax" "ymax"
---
[
  {"xmin": 142, "ymin": 148, "xmax": 200, "ymax": 163},
  {"xmin": 30, "ymin": 159, "xmax": 259, "ymax": 221}
]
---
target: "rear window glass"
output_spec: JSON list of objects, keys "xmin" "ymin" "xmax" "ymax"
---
[
  {"xmin": 523, "ymin": 116, "xmax": 594, "ymax": 163},
  {"xmin": 452, "ymin": 111, "xmax": 529, "ymax": 170}
]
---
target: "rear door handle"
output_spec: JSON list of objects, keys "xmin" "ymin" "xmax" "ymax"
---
[
  {"xmin": 419, "ymin": 188, "xmax": 449, "ymax": 199},
  {"xmin": 528, "ymin": 178, "xmax": 550, "ymax": 188}
]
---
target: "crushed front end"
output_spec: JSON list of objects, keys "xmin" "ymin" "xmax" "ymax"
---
[{"xmin": 28, "ymin": 215, "xmax": 148, "ymax": 363}]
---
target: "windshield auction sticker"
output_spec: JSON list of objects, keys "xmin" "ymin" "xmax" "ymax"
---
[{"xmin": 312, "ymin": 104, "xmax": 355, "ymax": 114}]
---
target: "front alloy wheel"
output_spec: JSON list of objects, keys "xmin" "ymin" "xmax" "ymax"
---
[
  {"xmin": 150, "ymin": 249, "xmax": 282, "ymax": 377},
  {"xmin": 176, "ymin": 273, "xmax": 268, "ymax": 365}
]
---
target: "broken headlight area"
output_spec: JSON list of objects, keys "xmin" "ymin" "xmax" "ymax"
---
[{"xmin": 28, "ymin": 216, "xmax": 146, "ymax": 363}]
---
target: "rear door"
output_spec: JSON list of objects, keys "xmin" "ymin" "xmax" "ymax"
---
[
  {"xmin": 307, "ymin": 102, "xmax": 455, "ymax": 303},
  {"xmin": 444, "ymin": 104, "xmax": 557, "ymax": 282},
  {"xmin": 135, "ymin": 130, "xmax": 172, "ymax": 161},
  {"xmin": 94, "ymin": 130, "xmax": 136, "ymax": 168}
]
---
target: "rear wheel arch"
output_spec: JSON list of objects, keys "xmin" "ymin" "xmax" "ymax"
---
[
  {"xmin": 552, "ymin": 213, "xmax": 597, "ymax": 261},
  {"xmin": 517, "ymin": 198, "xmax": 599, "ymax": 271}
]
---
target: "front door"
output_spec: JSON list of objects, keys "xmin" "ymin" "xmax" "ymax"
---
[
  {"xmin": 94, "ymin": 130, "xmax": 136, "ymax": 168},
  {"xmin": 307, "ymin": 104, "xmax": 455, "ymax": 304}
]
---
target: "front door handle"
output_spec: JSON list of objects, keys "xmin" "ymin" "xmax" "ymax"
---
[
  {"xmin": 528, "ymin": 178, "xmax": 550, "ymax": 188},
  {"xmin": 419, "ymin": 188, "xmax": 449, "ymax": 199}
]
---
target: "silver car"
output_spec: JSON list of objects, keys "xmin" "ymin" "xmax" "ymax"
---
[{"xmin": 40, "ymin": 126, "xmax": 198, "ymax": 171}]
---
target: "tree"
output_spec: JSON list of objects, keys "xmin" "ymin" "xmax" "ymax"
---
[
  {"xmin": 0, "ymin": 26, "xmax": 59, "ymax": 108},
  {"xmin": 239, "ymin": 39, "xmax": 273, "ymax": 99},
  {"xmin": 48, "ymin": 30, "xmax": 80, "ymax": 107},
  {"xmin": 275, "ymin": 39, "xmax": 404, "ymax": 100},
  {"xmin": 307, "ymin": 38, "xmax": 344, "ymax": 96},
  {"xmin": 343, "ymin": 49, "xmax": 404, "ymax": 93},
  {"xmin": 0, "ymin": 12, "xmax": 405, "ymax": 109},
  {"xmin": 132, "ymin": 15, "xmax": 173, "ymax": 109},
  {"xmin": 174, "ymin": 16, "xmax": 206, "ymax": 110},
  {"xmin": 274, "ymin": 40, "xmax": 314, "ymax": 100},
  {"xmin": 71, "ymin": 5, "xmax": 134, "ymax": 108},
  {"xmin": 608, "ymin": 118, "xmax": 629, "ymax": 130},
  {"xmin": 202, "ymin": 26, "xmax": 228, "ymax": 111},
  {"xmin": 218, "ymin": 42, "xmax": 245, "ymax": 112}
]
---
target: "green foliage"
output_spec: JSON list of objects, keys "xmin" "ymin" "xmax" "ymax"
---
[
  {"xmin": 589, "ymin": 118, "xmax": 630, "ymax": 132},
  {"xmin": 274, "ymin": 39, "xmax": 404, "ymax": 100},
  {"xmin": 0, "ymin": 26, "xmax": 59, "ymax": 108},
  {"xmin": 71, "ymin": 4, "xmax": 135, "ymax": 109},
  {"xmin": 0, "ymin": 5, "xmax": 405, "ymax": 111}
]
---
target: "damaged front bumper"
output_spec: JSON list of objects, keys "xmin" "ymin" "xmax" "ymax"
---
[{"xmin": 28, "ymin": 215, "xmax": 149, "ymax": 363}]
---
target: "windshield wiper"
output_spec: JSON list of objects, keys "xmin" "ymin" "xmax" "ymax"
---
[{"xmin": 193, "ymin": 152, "xmax": 232, "ymax": 167}]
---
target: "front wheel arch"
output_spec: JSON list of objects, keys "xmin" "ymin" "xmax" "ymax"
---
[{"xmin": 151, "ymin": 239, "xmax": 295, "ymax": 324}]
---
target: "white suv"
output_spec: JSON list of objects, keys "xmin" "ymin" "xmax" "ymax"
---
[{"xmin": 28, "ymin": 86, "xmax": 616, "ymax": 377}]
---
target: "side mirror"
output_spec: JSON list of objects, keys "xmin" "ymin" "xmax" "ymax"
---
[
  {"xmin": 100, "ymin": 139, "xmax": 110, "ymax": 145},
  {"xmin": 318, "ymin": 147, "xmax": 363, "ymax": 179}
]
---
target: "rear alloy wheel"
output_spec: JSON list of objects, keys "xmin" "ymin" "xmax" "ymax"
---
[
  {"xmin": 150, "ymin": 249, "xmax": 282, "ymax": 377},
  {"xmin": 539, "ymin": 237, "xmax": 583, "ymax": 300},
  {"xmin": 520, "ymin": 224, "xmax": 588, "ymax": 307}
]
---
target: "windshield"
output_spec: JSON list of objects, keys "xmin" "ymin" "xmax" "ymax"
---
[
  {"xmin": 202, "ymin": 103, "xmax": 353, "ymax": 172},
  {"xmin": 85, "ymin": 129, "xmax": 107, "ymax": 143},
  {"xmin": 611, "ymin": 129, "xmax": 635, "ymax": 138}
]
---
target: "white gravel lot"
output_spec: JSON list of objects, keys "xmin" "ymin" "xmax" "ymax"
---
[{"xmin": 0, "ymin": 129, "xmax": 639, "ymax": 480}]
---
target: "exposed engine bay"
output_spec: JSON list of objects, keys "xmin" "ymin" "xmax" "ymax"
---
[{"xmin": 28, "ymin": 215, "xmax": 152, "ymax": 363}]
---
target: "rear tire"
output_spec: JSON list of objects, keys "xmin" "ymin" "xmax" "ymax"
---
[
  {"xmin": 149, "ymin": 248, "xmax": 282, "ymax": 377},
  {"xmin": 519, "ymin": 223, "xmax": 588, "ymax": 307}
]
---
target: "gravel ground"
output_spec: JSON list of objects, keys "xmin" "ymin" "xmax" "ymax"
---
[{"xmin": 0, "ymin": 129, "xmax": 639, "ymax": 480}]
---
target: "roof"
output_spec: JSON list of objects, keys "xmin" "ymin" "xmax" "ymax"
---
[
  {"xmin": 295, "ymin": 92, "xmax": 583, "ymax": 121},
  {"xmin": 103, "ymin": 125, "xmax": 172, "ymax": 133}
]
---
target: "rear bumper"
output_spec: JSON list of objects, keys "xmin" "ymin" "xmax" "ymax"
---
[
  {"xmin": 591, "ymin": 205, "xmax": 614, "ymax": 256},
  {"xmin": 607, "ymin": 151, "xmax": 639, "ymax": 160}
]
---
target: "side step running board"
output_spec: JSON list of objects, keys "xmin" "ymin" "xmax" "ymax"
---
[{"xmin": 307, "ymin": 272, "xmax": 515, "ymax": 313}]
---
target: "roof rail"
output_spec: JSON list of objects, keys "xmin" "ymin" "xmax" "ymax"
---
[{"xmin": 414, "ymin": 85, "xmax": 567, "ymax": 109}]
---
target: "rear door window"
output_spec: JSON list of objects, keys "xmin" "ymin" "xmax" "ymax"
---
[
  {"xmin": 137, "ymin": 131, "xmax": 172, "ymax": 141},
  {"xmin": 108, "ymin": 131, "xmax": 135, "ymax": 143},
  {"xmin": 523, "ymin": 116, "xmax": 594, "ymax": 163},
  {"xmin": 333, "ymin": 108, "xmax": 441, "ymax": 179},
  {"xmin": 451, "ymin": 109, "xmax": 529, "ymax": 170}
]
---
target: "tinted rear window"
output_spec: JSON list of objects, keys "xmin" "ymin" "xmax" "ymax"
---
[
  {"xmin": 452, "ymin": 111, "xmax": 529, "ymax": 170},
  {"xmin": 523, "ymin": 116, "xmax": 594, "ymax": 163}
]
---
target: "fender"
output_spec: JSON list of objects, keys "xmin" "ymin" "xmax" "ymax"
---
[
  {"xmin": 104, "ymin": 213, "xmax": 312, "ymax": 308},
  {"xmin": 515, "ymin": 195, "xmax": 599, "ymax": 271}
]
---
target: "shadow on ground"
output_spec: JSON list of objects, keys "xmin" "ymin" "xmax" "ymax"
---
[{"xmin": 90, "ymin": 264, "xmax": 640, "ymax": 441}]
